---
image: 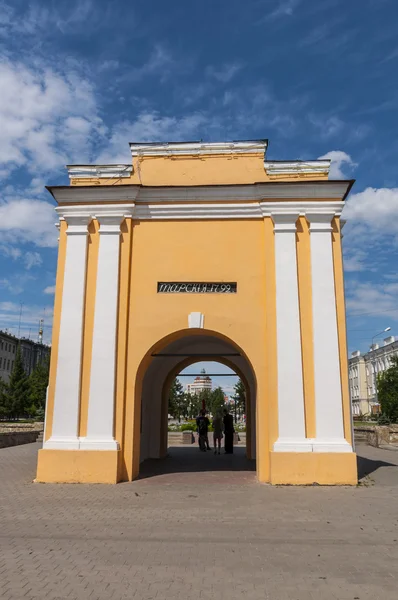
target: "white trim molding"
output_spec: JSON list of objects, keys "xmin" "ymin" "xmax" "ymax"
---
[
  {"xmin": 67, "ymin": 164, "xmax": 133, "ymax": 180},
  {"xmin": 272, "ymin": 213, "xmax": 307, "ymax": 451},
  {"xmin": 307, "ymin": 212, "xmax": 347, "ymax": 447},
  {"xmin": 48, "ymin": 181, "xmax": 352, "ymax": 207},
  {"xmin": 82, "ymin": 212, "xmax": 125, "ymax": 451},
  {"xmin": 130, "ymin": 140, "xmax": 268, "ymax": 157},
  {"xmin": 45, "ymin": 213, "xmax": 91, "ymax": 451},
  {"xmin": 265, "ymin": 160, "xmax": 330, "ymax": 176},
  {"xmin": 52, "ymin": 200, "xmax": 344, "ymax": 223}
]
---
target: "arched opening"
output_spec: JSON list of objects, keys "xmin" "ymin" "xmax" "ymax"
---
[{"xmin": 135, "ymin": 329, "xmax": 257, "ymax": 480}]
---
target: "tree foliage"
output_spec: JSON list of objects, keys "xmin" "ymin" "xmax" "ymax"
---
[
  {"xmin": 209, "ymin": 386, "xmax": 225, "ymax": 416},
  {"xmin": 6, "ymin": 345, "xmax": 30, "ymax": 419},
  {"xmin": 378, "ymin": 356, "xmax": 398, "ymax": 423},
  {"xmin": 168, "ymin": 378, "xmax": 185, "ymax": 421},
  {"xmin": 232, "ymin": 378, "xmax": 246, "ymax": 420},
  {"xmin": 28, "ymin": 355, "xmax": 50, "ymax": 410},
  {"xmin": 0, "ymin": 346, "xmax": 49, "ymax": 421}
]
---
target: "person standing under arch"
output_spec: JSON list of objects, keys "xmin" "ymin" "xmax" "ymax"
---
[
  {"xmin": 223, "ymin": 408, "xmax": 234, "ymax": 454},
  {"xmin": 212, "ymin": 412, "xmax": 223, "ymax": 455}
]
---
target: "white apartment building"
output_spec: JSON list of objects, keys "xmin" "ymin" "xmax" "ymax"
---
[
  {"xmin": 348, "ymin": 335, "xmax": 398, "ymax": 416},
  {"xmin": 186, "ymin": 369, "xmax": 212, "ymax": 395}
]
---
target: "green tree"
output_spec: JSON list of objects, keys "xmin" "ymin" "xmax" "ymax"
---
[
  {"xmin": 0, "ymin": 377, "xmax": 9, "ymax": 419},
  {"xmin": 168, "ymin": 378, "xmax": 185, "ymax": 422},
  {"xmin": 232, "ymin": 378, "xmax": 246, "ymax": 422},
  {"xmin": 7, "ymin": 345, "xmax": 30, "ymax": 419},
  {"xmin": 378, "ymin": 356, "xmax": 398, "ymax": 423},
  {"xmin": 209, "ymin": 387, "xmax": 225, "ymax": 416},
  {"xmin": 185, "ymin": 392, "xmax": 201, "ymax": 419},
  {"xmin": 197, "ymin": 388, "xmax": 212, "ymax": 413},
  {"xmin": 28, "ymin": 355, "xmax": 50, "ymax": 410}
]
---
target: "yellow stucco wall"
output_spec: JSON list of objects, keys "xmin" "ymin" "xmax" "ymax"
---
[
  {"xmin": 123, "ymin": 218, "xmax": 267, "ymax": 480},
  {"xmin": 70, "ymin": 152, "xmax": 328, "ymax": 186}
]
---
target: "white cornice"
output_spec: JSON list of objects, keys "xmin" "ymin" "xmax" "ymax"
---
[
  {"xmin": 264, "ymin": 160, "xmax": 330, "ymax": 176},
  {"xmin": 55, "ymin": 204, "xmax": 135, "ymax": 221},
  {"xmin": 50, "ymin": 186, "xmax": 140, "ymax": 203},
  {"xmin": 130, "ymin": 140, "xmax": 268, "ymax": 157},
  {"xmin": 66, "ymin": 165, "xmax": 133, "ymax": 180},
  {"xmin": 48, "ymin": 181, "xmax": 352, "ymax": 205},
  {"xmin": 53, "ymin": 201, "xmax": 344, "ymax": 221}
]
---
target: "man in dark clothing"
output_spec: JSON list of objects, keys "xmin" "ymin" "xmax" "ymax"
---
[
  {"xmin": 223, "ymin": 408, "xmax": 234, "ymax": 454},
  {"xmin": 196, "ymin": 409, "xmax": 211, "ymax": 452}
]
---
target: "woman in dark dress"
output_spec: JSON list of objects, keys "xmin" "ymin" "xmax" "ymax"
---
[{"xmin": 223, "ymin": 409, "xmax": 234, "ymax": 454}]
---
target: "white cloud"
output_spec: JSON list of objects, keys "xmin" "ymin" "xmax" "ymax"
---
[
  {"xmin": 117, "ymin": 44, "xmax": 176, "ymax": 84},
  {"xmin": 0, "ymin": 243, "xmax": 21, "ymax": 260},
  {"xmin": 318, "ymin": 150, "xmax": 355, "ymax": 178},
  {"xmin": 0, "ymin": 58, "xmax": 101, "ymax": 174},
  {"xmin": 345, "ymin": 281, "xmax": 398, "ymax": 321},
  {"xmin": 24, "ymin": 251, "xmax": 42, "ymax": 270},
  {"xmin": 0, "ymin": 199, "xmax": 57, "ymax": 247},
  {"xmin": 43, "ymin": 285, "xmax": 55, "ymax": 295},
  {"xmin": 343, "ymin": 187, "xmax": 398, "ymax": 234},
  {"xmin": 0, "ymin": 273, "xmax": 35, "ymax": 295},
  {"xmin": 206, "ymin": 63, "xmax": 243, "ymax": 83},
  {"xmin": 97, "ymin": 112, "xmax": 208, "ymax": 163},
  {"xmin": 263, "ymin": 0, "xmax": 301, "ymax": 19},
  {"xmin": 0, "ymin": 0, "xmax": 97, "ymax": 37},
  {"xmin": 343, "ymin": 248, "xmax": 369, "ymax": 272}
]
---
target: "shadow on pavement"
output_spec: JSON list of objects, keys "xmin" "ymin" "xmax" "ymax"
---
[
  {"xmin": 357, "ymin": 455, "xmax": 396, "ymax": 479},
  {"xmin": 138, "ymin": 446, "xmax": 255, "ymax": 480}
]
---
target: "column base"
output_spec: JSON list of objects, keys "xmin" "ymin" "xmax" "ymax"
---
[
  {"xmin": 43, "ymin": 436, "xmax": 119, "ymax": 451},
  {"xmin": 270, "ymin": 451, "xmax": 357, "ymax": 485},
  {"xmin": 273, "ymin": 438, "xmax": 313, "ymax": 452},
  {"xmin": 273, "ymin": 437, "xmax": 353, "ymax": 453},
  {"xmin": 36, "ymin": 449, "xmax": 120, "ymax": 484}
]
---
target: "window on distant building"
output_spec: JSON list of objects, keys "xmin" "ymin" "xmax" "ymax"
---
[
  {"xmin": 11, "ymin": 361, "xmax": 14, "ymax": 370},
  {"xmin": 7, "ymin": 359, "xmax": 10, "ymax": 370},
  {"xmin": 0, "ymin": 358, "xmax": 2, "ymax": 368}
]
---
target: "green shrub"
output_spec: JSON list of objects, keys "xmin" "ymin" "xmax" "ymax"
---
[
  {"xmin": 377, "ymin": 413, "xmax": 391, "ymax": 425},
  {"xmin": 234, "ymin": 422, "xmax": 246, "ymax": 432}
]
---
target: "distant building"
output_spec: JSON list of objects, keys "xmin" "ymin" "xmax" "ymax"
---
[
  {"xmin": 0, "ymin": 331, "xmax": 50, "ymax": 383},
  {"xmin": 349, "ymin": 336, "xmax": 398, "ymax": 416},
  {"xmin": 186, "ymin": 369, "xmax": 212, "ymax": 395}
]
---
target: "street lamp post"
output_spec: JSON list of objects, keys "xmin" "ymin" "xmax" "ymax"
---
[{"xmin": 370, "ymin": 327, "xmax": 391, "ymax": 415}]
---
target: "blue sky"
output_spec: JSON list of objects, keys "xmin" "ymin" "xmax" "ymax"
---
[{"xmin": 0, "ymin": 0, "xmax": 398, "ymax": 394}]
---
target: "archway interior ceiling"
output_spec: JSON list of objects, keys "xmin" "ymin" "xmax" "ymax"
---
[{"xmin": 142, "ymin": 335, "xmax": 256, "ymax": 394}]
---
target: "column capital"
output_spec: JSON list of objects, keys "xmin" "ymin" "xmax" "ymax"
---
[
  {"xmin": 271, "ymin": 213, "xmax": 300, "ymax": 232},
  {"xmin": 64, "ymin": 214, "xmax": 91, "ymax": 235},
  {"xmin": 95, "ymin": 213, "xmax": 125, "ymax": 235},
  {"xmin": 306, "ymin": 212, "xmax": 334, "ymax": 232}
]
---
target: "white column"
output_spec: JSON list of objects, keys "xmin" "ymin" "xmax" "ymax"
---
[
  {"xmin": 307, "ymin": 213, "xmax": 351, "ymax": 452},
  {"xmin": 45, "ymin": 215, "xmax": 90, "ymax": 449},
  {"xmin": 80, "ymin": 214, "xmax": 124, "ymax": 450},
  {"xmin": 272, "ymin": 214, "xmax": 311, "ymax": 452}
]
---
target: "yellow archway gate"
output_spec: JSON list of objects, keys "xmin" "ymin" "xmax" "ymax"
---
[
  {"xmin": 135, "ymin": 329, "xmax": 257, "ymax": 478},
  {"xmin": 36, "ymin": 140, "xmax": 357, "ymax": 485}
]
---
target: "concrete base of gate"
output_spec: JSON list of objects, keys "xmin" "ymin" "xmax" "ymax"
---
[
  {"xmin": 269, "ymin": 451, "xmax": 358, "ymax": 485},
  {"xmin": 36, "ymin": 449, "xmax": 120, "ymax": 484}
]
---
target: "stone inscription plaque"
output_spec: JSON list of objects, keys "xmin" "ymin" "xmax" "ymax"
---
[{"xmin": 157, "ymin": 282, "xmax": 237, "ymax": 294}]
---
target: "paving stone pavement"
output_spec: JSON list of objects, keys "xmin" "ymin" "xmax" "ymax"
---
[{"xmin": 1, "ymin": 442, "xmax": 398, "ymax": 600}]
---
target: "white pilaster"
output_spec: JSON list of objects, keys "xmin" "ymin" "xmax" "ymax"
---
[
  {"xmin": 80, "ymin": 214, "xmax": 124, "ymax": 450},
  {"xmin": 307, "ymin": 213, "xmax": 351, "ymax": 452},
  {"xmin": 272, "ymin": 214, "xmax": 311, "ymax": 452},
  {"xmin": 44, "ymin": 214, "xmax": 90, "ymax": 449}
]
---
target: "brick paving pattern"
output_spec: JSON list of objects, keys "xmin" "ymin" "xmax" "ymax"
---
[{"xmin": 1, "ymin": 442, "xmax": 398, "ymax": 599}]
